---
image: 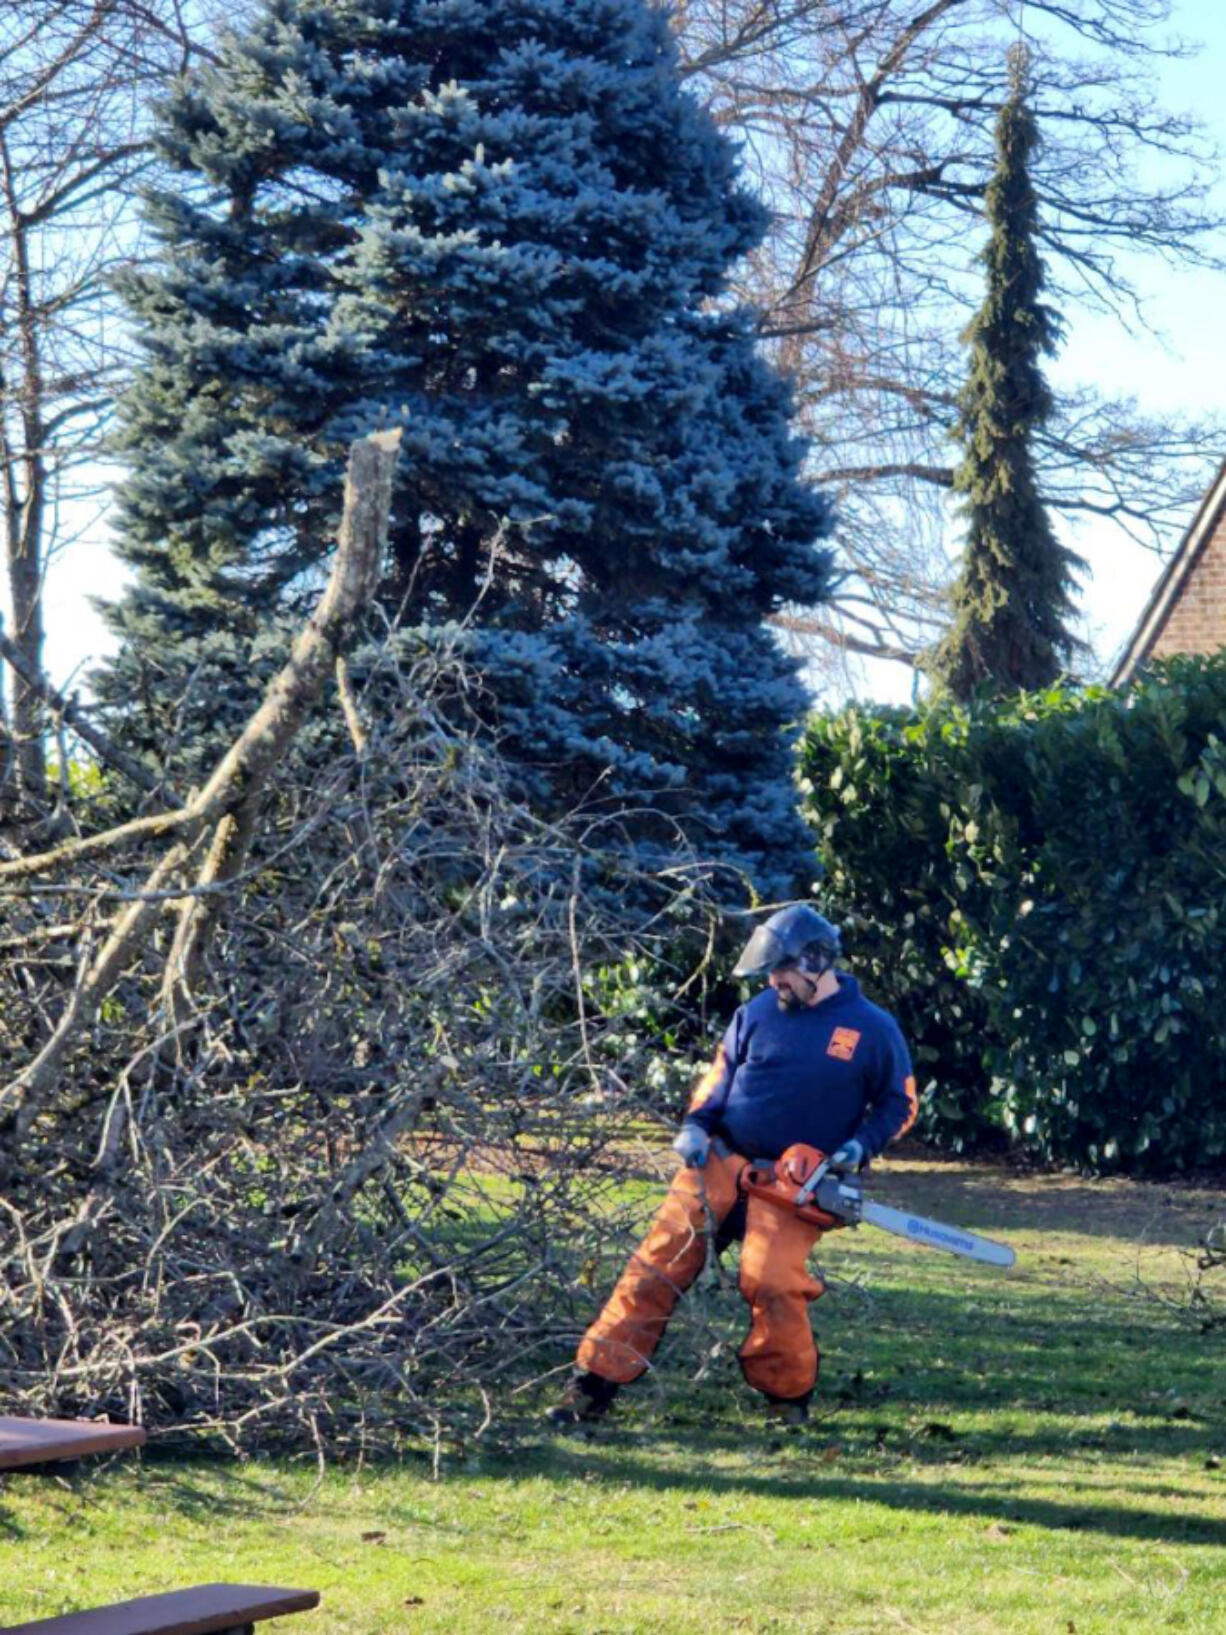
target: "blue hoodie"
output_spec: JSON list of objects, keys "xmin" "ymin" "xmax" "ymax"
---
[{"xmin": 684, "ymin": 974, "xmax": 917, "ymax": 1161}]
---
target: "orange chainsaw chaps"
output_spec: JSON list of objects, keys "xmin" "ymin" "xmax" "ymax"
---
[
  {"xmin": 577, "ymin": 1142, "xmax": 835, "ymax": 1403},
  {"xmin": 737, "ymin": 1189, "xmax": 827, "ymax": 1401},
  {"xmin": 577, "ymin": 1147, "xmax": 744, "ymax": 1384}
]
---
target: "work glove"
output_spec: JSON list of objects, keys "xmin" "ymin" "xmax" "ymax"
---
[
  {"xmin": 828, "ymin": 1138, "xmax": 865, "ymax": 1174},
  {"xmin": 673, "ymin": 1123, "xmax": 711, "ymax": 1169}
]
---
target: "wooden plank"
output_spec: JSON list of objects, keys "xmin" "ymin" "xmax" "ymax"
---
[
  {"xmin": 0, "ymin": 1417, "xmax": 146, "ymax": 1471},
  {"xmin": 0, "ymin": 1584, "xmax": 320, "ymax": 1635}
]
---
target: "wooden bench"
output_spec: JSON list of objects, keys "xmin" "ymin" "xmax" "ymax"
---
[
  {"xmin": 0, "ymin": 1417, "xmax": 146, "ymax": 1473},
  {"xmin": 0, "ymin": 1583, "xmax": 321, "ymax": 1635}
]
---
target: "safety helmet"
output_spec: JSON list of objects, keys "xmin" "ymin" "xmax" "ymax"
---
[{"xmin": 732, "ymin": 903, "xmax": 842, "ymax": 979}]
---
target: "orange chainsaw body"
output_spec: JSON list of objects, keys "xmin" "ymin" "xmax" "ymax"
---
[{"xmin": 739, "ymin": 1143, "xmax": 844, "ymax": 1230}]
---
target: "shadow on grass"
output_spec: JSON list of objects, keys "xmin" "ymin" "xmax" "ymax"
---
[
  {"xmin": 535, "ymin": 1435, "xmax": 1226, "ymax": 1548},
  {"xmin": 634, "ymin": 1275, "xmax": 1224, "ymax": 1437},
  {"xmin": 0, "ymin": 1496, "xmax": 22, "ymax": 1540},
  {"xmin": 627, "ymin": 1398, "xmax": 1223, "ymax": 1467},
  {"xmin": 0, "ymin": 1450, "xmax": 307, "ymax": 1529},
  {"xmin": 0, "ymin": 1453, "xmax": 143, "ymax": 1541}
]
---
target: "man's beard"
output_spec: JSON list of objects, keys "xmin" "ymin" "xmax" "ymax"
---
[{"xmin": 776, "ymin": 968, "xmax": 820, "ymax": 1011}]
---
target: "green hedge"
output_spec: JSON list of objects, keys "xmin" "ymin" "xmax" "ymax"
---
[
  {"xmin": 799, "ymin": 656, "xmax": 1226, "ymax": 1172},
  {"xmin": 799, "ymin": 702, "xmax": 1000, "ymax": 1152}
]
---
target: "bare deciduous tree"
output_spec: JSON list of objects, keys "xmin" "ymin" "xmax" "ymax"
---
[
  {"xmin": 674, "ymin": 1, "xmax": 1226, "ymax": 679},
  {"xmin": 0, "ymin": 0, "xmax": 195, "ymax": 814}
]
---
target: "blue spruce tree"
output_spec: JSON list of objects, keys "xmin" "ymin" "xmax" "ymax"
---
[{"xmin": 102, "ymin": 0, "xmax": 833, "ymax": 893}]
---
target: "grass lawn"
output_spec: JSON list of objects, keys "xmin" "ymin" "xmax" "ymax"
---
[{"xmin": 3, "ymin": 1154, "xmax": 1225, "ymax": 1633}]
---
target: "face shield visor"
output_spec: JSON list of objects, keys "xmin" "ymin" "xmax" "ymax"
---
[{"xmin": 732, "ymin": 923, "xmax": 793, "ymax": 979}]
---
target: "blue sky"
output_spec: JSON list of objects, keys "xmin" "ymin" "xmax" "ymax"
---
[
  {"xmin": 1052, "ymin": 0, "xmax": 1226, "ymax": 676},
  {"xmin": 34, "ymin": 0, "xmax": 1226, "ymax": 703},
  {"xmin": 841, "ymin": 0, "xmax": 1226, "ymax": 705}
]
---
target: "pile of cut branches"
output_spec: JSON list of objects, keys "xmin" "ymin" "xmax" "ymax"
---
[{"xmin": 0, "ymin": 437, "xmax": 731, "ymax": 1453}]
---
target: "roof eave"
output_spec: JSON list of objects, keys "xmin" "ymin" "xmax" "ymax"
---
[{"xmin": 1109, "ymin": 455, "xmax": 1226, "ymax": 689}]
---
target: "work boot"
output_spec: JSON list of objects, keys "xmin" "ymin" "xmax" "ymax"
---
[
  {"xmin": 546, "ymin": 1371, "xmax": 620, "ymax": 1428},
  {"xmin": 764, "ymin": 1394, "xmax": 810, "ymax": 1429}
]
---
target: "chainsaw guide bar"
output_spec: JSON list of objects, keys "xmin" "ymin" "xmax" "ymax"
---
[{"xmin": 739, "ymin": 1145, "xmax": 1016, "ymax": 1269}]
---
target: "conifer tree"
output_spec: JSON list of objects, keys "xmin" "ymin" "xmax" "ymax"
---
[
  {"xmin": 100, "ymin": 0, "xmax": 833, "ymax": 893},
  {"xmin": 929, "ymin": 45, "xmax": 1081, "ymax": 701}
]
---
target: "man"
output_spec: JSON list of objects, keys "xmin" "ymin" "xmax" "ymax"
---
[{"xmin": 550, "ymin": 903, "xmax": 917, "ymax": 1427}]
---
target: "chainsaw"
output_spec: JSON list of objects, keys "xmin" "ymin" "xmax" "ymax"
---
[{"xmin": 739, "ymin": 1144, "xmax": 1016, "ymax": 1269}]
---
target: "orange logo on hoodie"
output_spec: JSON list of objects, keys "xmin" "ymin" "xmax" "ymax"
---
[{"xmin": 827, "ymin": 1027, "xmax": 861, "ymax": 1062}]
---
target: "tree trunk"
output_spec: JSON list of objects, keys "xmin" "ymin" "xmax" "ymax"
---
[{"xmin": 0, "ymin": 129, "xmax": 48, "ymax": 810}]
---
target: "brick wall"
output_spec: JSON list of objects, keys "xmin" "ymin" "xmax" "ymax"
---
[{"xmin": 1151, "ymin": 502, "xmax": 1226, "ymax": 659}]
